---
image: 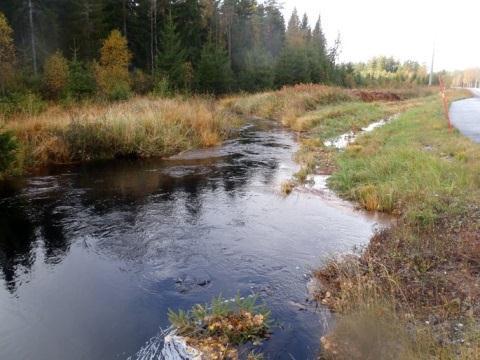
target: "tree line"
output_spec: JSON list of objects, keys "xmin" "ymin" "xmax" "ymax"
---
[
  {"xmin": 0, "ymin": 0, "xmax": 431, "ymax": 107},
  {"xmin": 0, "ymin": 0, "xmax": 339, "ymax": 99}
]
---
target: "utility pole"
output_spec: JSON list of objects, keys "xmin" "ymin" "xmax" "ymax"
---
[{"xmin": 428, "ymin": 43, "xmax": 435, "ymax": 86}]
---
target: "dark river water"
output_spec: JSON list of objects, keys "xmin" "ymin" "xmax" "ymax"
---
[{"xmin": 0, "ymin": 119, "xmax": 384, "ymax": 360}]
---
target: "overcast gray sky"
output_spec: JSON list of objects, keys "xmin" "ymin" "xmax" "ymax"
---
[{"xmin": 282, "ymin": 0, "xmax": 479, "ymax": 71}]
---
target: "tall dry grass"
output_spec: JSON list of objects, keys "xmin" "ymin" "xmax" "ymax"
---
[
  {"xmin": 5, "ymin": 96, "xmax": 239, "ymax": 172},
  {"xmin": 223, "ymin": 84, "xmax": 353, "ymax": 129},
  {"xmin": 223, "ymin": 84, "xmax": 435, "ymax": 133}
]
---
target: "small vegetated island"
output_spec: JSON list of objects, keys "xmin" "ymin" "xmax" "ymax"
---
[{"xmin": 0, "ymin": 1, "xmax": 479, "ymax": 359}]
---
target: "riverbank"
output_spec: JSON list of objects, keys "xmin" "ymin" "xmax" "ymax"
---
[
  {"xmin": 224, "ymin": 85, "xmax": 436, "ymax": 188},
  {"xmin": 313, "ymin": 90, "xmax": 480, "ymax": 358},
  {"xmin": 0, "ymin": 85, "xmax": 433, "ymax": 180},
  {"xmin": 0, "ymin": 96, "xmax": 240, "ymax": 179}
]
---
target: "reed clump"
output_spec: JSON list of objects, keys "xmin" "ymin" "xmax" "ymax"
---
[{"xmin": 168, "ymin": 295, "xmax": 270, "ymax": 359}]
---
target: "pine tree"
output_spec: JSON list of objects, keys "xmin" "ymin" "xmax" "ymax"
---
[
  {"xmin": 43, "ymin": 50, "xmax": 69, "ymax": 99},
  {"xmin": 95, "ymin": 30, "xmax": 132, "ymax": 100},
  {"xmin": 155, "ymin": 12, "xmax": 187, "ymax": 91},
  {"xmin": 0, "ymin": 12, "xmax": 16, "ymax": 95}
]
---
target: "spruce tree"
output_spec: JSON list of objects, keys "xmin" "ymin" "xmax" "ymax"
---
[
  {"xmin": 155, "ymin": 12, "xmax": 187, "ymax": 91},
  {"xmin": 68, "ymin": 60, "xmax": 96, "ymax": 99},
  {"xmin": 310, "ymin": 16, "xmax": 328, "ymax": 83},
  {"xmin": 195, "ymin": 39, "xmax": 232, "ymax": 94},
  {"xmin": 300, "ymin": 13, "xmax": 311, "ymax": 42},
  {"xmin": 275, "ymin": 9, "xmax": 310, "ymax": 87}
]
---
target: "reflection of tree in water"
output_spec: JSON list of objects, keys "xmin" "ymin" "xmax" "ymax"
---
[
  {"xmin": 74, "ymin": 150, "xmax": 279, "ymax": 219},
  {"xmin": 0, "ymin": 126, "xmax": 284, "ymax": 292},
  {"xmin": 41, "ymin": 203, "xmax": 68, "ymax": 264},
  {"xmin": 0, "ymin": 201, "xmax": 35, "ymax": 292},
  {"xmin": 0, "ymin": 193, "xmax": 71, "ymax": 292}
]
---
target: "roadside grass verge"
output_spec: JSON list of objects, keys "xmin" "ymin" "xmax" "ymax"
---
[
  {"xmin": 288, "ymin": 97, "xmax": 430, "ymax": 185},
  {"xmin": 314, "ymin": 90, "xmax": 480, "ymax": 358},
  {"xmin": 0, "ymin": 96, "xmax": 240, "ymax": 178},
  {"xmin": 328, "ymin": 93, "xmax": 480, "ymax": 219}
]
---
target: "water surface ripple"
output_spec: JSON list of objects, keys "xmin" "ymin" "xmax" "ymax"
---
[{"xmin": 0, "ymin": 119, "xmax": 382, "ymax": 359}]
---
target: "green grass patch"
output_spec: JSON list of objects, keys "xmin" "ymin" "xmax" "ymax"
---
[
  {"xmin": 315, "ymin": 90, "xmax": 480, "ymax": 358},
  {"xmin": 296, "ymin": 101, "xmax": 393, "ymax": 137},
  {"xmin": 328, "ymin": 95, "xmax": 480, "ymax": 224}
]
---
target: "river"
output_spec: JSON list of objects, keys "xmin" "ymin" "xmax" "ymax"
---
[{"xmin": 0, "ymin": 118, "xmax": 385, "ymax": 359}]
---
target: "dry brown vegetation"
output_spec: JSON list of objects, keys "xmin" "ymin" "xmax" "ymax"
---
[
  {"xmin": 3, "ymin": 96, "xmax": 238, "ymax": 175},
  {"xmin": 223, "ymin": 84, "xmax": 354, "ymax": 130}
]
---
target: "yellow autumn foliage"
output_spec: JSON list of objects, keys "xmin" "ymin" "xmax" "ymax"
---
[
  {"xmin": 43, "ymin": 51, "xmax": 69, "ymax": 98},
  {"xmin": 95, "ymin": 30, "xmax": 132, "ymax": 100},
  {"xmin": 0, "ymin": 12, "xmax": 16, "ymax": 94}
]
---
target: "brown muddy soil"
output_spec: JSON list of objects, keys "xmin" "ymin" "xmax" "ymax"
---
[{"xmin": 351, "ymin": 90, "xmax": 402, "ymax": 102}]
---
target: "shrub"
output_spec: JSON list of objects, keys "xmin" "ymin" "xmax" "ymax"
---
[
  {"xmin": 168, "ymin": 294, "xmax": 270, "ymax": 357},
  {"xmin": 43, "ymin": 51, "xmax": 69, "ymax": 99},
  {"xmin": 0, "ymin": 12, "xmax": 16, "ymax": 96},
  {"xmin": 68, "ymin": 60, "xmax": 96, "ymax": 99},
  {"xmin": 131, "ymin": 68, "xmax": 152, "ymax": 94},
  {"xmin": 0, "ymin": 92, "xmax": 46, "ymax": 118},
  {"xmin": 152, "ymin": 75, "xmax": 171, "ymax": 97},
  {"xmin": 0, "ymin": 131, "xmax": 17, "ymax": 175},
  {"xmin": 95, "ymin": 30, "xmax": 132, "ymax": 100}
]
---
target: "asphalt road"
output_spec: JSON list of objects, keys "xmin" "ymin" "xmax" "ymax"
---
[{"xmin": 450, "ymin": 88, "xmax": 480, "ymax": 143}]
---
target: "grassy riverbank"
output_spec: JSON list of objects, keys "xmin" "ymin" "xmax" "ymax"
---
[
  {"xmin": 0, "ymin": 96, "xmax": 240, "ymax": 178},
  {"xmin": 223, "ymin": 84, "xmax": 432, "ymax": 131},
  {"xmin": 313, "ymin": 90, "xmax": 480, "ymax": 358},
  {"xmin": 225, "ymin": 84, "xmax": 435, "ymax": 186}
]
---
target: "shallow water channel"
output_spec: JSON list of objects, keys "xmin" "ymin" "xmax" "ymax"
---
[{"xmin": 0, "ymin": 119, "xmax": 386, "ymax": 359}]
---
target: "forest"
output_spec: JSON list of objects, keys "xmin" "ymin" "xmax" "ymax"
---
[{"xmin": 0, "ymin": 0, "xmax": 430, "ymax": 109}]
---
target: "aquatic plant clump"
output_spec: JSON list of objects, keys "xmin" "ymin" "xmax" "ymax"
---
[{"xmin": 167, "ymin": 295, "xmax": 270, "ymax": 359}]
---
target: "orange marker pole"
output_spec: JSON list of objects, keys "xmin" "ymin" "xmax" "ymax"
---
[{"xmin": 439, "ymin": 78, "xmax": 452, "ymax": 131}]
